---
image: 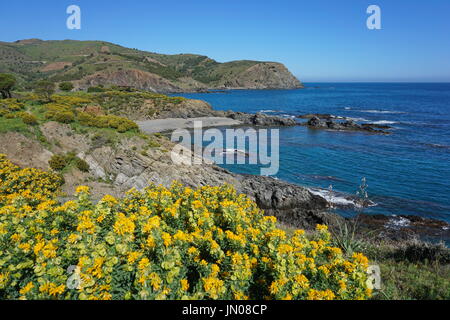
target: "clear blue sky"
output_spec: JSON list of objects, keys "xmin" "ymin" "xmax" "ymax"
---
[{"xmin": 1, "ymin": 0, "xmax": 450, "ymax": 82}]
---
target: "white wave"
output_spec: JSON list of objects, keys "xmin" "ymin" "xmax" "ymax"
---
[
  {"xmin": 358, "ymin": 109, "xmax": 406, "ymax": 114},
  {"xmin": 424, "ymin": 143, "xmax": 450, "ymax": 150},
  {"xmin": 385, "ymin": 216, "xmax": 411, "ymax": 229},
  {"xmin": 260, "ymin": 109, "xmax": 279, "ymax": 113},
  {"xmin": 308, "ymin": 189, "xmax": 362, "ymax": 208},
  {"xmin": 371, "ymin": 120, "xmax": 398, "ymax": 125},
  {"xmin": 345, "ymin": 107, "xmax": 352, "ymax": 110},
  {"xmin": 346, "ymin": 117, "xmax": 370, "ymax": 122}
]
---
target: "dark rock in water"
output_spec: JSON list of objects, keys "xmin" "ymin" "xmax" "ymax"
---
[
  {"xmin": 303, "ymin": 116, "xmax": 390, "ymax": 134},
  {"xmin": 307, "ymin": 116, "xmax": 324, "ymax": 127},
  {"xmin": 361, "ymin": 123, "xmax": 392, "ymax": 130},
  {"xmin": 357, "ymin": 214, "xmax": 450, "ymax": 242},
  {"xmin": 298, "ymin": 113, "xmax": 337, "ymax": 120},
  {"xmin": 225, "ymin": 111, "xmax": 297, "ymax": 127},
  {"xmin": 235, "ymin": 174, "xmax": 340, "ymax": 230}
]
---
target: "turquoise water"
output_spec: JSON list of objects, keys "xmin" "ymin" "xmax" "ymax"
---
[{"xmin": 174, "ymin": 83, "xmax": 450, "ymax": 222}]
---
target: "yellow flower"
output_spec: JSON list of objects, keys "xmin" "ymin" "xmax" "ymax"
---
[
  {"xmin": 146, "ymin": 235, "xmax": 156, "ymax": 248},
  {"xmin": 180, "ymin": 279, "xmax": 189, "ymax": 291},
  {"xmin": 149, "ymin": 272, "xmax": 162, "ymax": 291},
  {"xmin": 49, "ymin": 284, "xmax": 65, "ymax": 296},
  {"xmin": 138, "ymin": 258, "xmax": 150, "ymax": 270},
  {"xmin": 352, "ymin": 252, "xmax": 369, "ymax": 269},
  {"xmin": 101, "ymin": 194, "xmax": 118, "ymax": 206},
  {"xmin": 278, "ymin": 244, "xmax": 294, "ymax": 255},
  {"xmin": 127, "ymin": 251, "xmax": 142, "ymax": 264},
  {"xmin": 161, "ymin": 232, "xmax": 172, "ymax": 247},
  {"xmin": 294, "ymin": 274, "xmax": 309, "ymax": 289},
  {"xmin": 191, "ymin": 200, "xmax": 203, "ymax": 209},
  {"xmin": 75, "ymin": 186, "xmax": 90, "ymax": 194},
  {"xmin": 10, "ymin": 233, "xmax": 21, "ymax": 242},
  {"xmin": 19, "ymin": 282, "xmax": 34, "ymax": 295},
  {"xmin": 18, "ymin": 243, "xmax": 31, "ymax": 252},
  {"xmin": 307, "ymin": 289, "xmax": 335, "ymax": 300},
  {"xmin": 318, "ymin": 265, "xmax": 330, "ymax": 276},
  {"xmin": 202, "ymin": 277, "xmax": 224, "ymax": 299},
  {"xmin": 338, "ymin": 280, "xmax": 347, "ymax": 291},
  {"xmin": 269, "ymin": 278, "xmax": 288, "ymax": 295},
  {"xmin": 113, "ymin": 213, "xmax": 135, "ymax": 236},
  {"xmin": 142, "ymin": 216, "xmax": 160, "ymax": 233},
  {"xmin": 33, "ymin": 241, "xmax": 45, "ymax": 255},
  {"xmin": 88, "ymin": 258, "xmax": 105, "ymax": 278}
]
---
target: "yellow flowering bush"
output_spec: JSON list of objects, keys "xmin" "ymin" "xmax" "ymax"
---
[
  {"xmin": 0, "ymin": 155, "xmax": 371, "ymax": 300},
  {"xmin": 0, "ymin": 99, "xmax": 25, "ymax": 118},
  {"xmin": 0, "ymin": 154, "xmax": 63, "ymax": 206}
]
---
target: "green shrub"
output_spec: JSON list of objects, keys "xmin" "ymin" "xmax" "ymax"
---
[
  {"xmin": 20, "ymin": 112, "xmax": 38, "ymax": 125},
  {"xmin": 75, "ymin": 158, "xmax": 90, "ymax": 172},
  {"xmin": 59, "ymin": 82, "xmax": 74, "ymax": 92},
  {"xmin": 147, "ymin": 140, "xmax": 161, "ymax": 148},
  {"xmin": 87, "ymin": 86, "xmax": 105, "ymax": 93},
  {"xmin": 64, "ymin": 151, "xmax": 77, "ymax": 163},
  {"xmin": 45, "ymin": 104, "xmax": 73, "ymax": 123},
  {"xmin": 53, "ymin": 111, "xmax": 75, "ymax": 123},
  {"xmin": 48, "ymin": 154, "xmax": 67, "ymax": 171}
]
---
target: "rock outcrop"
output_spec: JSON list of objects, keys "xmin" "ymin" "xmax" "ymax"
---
[
  {"xmin": 303, "ymin": 116, "xmax": 390, "ymax": 134},
  {"xmin": 216, "ymin": 62, "xmax": 303, "ymax": 90},
  {"xmin": 235, "ymin": 175, "xmax": 336, "ymax": 229},
  {"xmin": 224, "ymin": 112, "xmax": 297, "ymax": 126}
]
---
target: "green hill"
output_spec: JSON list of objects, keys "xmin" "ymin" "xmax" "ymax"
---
[{"xmin": 0, "ymin": 39, "xmax": 303, "ymax": 92}]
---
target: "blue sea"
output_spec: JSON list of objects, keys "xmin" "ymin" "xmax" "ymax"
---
[{"xmin": 174, "ymin": 83, "xmax": 450, "ymax": 223}]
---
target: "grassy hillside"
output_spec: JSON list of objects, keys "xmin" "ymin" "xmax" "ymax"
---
[{"xmin": 0, "ymin": 39, "xmax": 303, "ymax": 92}]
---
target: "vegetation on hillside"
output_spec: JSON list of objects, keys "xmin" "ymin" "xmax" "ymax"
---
[{"xmin": 0, "ymin": 40, "xmax": 280, "ymax": 89}]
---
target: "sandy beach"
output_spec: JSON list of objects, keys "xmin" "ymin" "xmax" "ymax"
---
[{"xmin": 137, "ymin": 117, "xmax": 242, "ymax": 134}]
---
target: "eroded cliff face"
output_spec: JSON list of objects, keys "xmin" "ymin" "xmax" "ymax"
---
[
  {"xmin": 77, "ymin": 63, "xmax": 302, "ymax": 93},
  {"xmin": 79, "ymin": 69, "xmax": 182, "ymax": 93},
  {"xmin": 218, "ymin": 62, "xmax": 303, "ymax": 90}
]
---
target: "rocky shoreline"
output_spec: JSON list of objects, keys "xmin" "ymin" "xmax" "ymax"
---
[{"xmin": 1, "ymin": 95, "xmax": 448, "ymax": 245}]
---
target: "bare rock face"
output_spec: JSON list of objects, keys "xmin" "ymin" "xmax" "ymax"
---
[
  {"xmin": 151, "ymin": 99, "xmax": 216, "ymax": 119},
  {"xmin": 79, "ymin": 63, "xmax": 302, "ymax": 93},
  {"xmin": 0, "ymin": 132, "xmax": 53, "ymax": 171},
  {"xmin": 235, "ymin": 174, "xmax": 335, "ymax": 230},
  {"xmin": 219, "ymin": 62, "xmax": 303, "ymax": 90},
  {"xmin": 80, "ymin": 69, "xmax": 182, "ymax": 93}
]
